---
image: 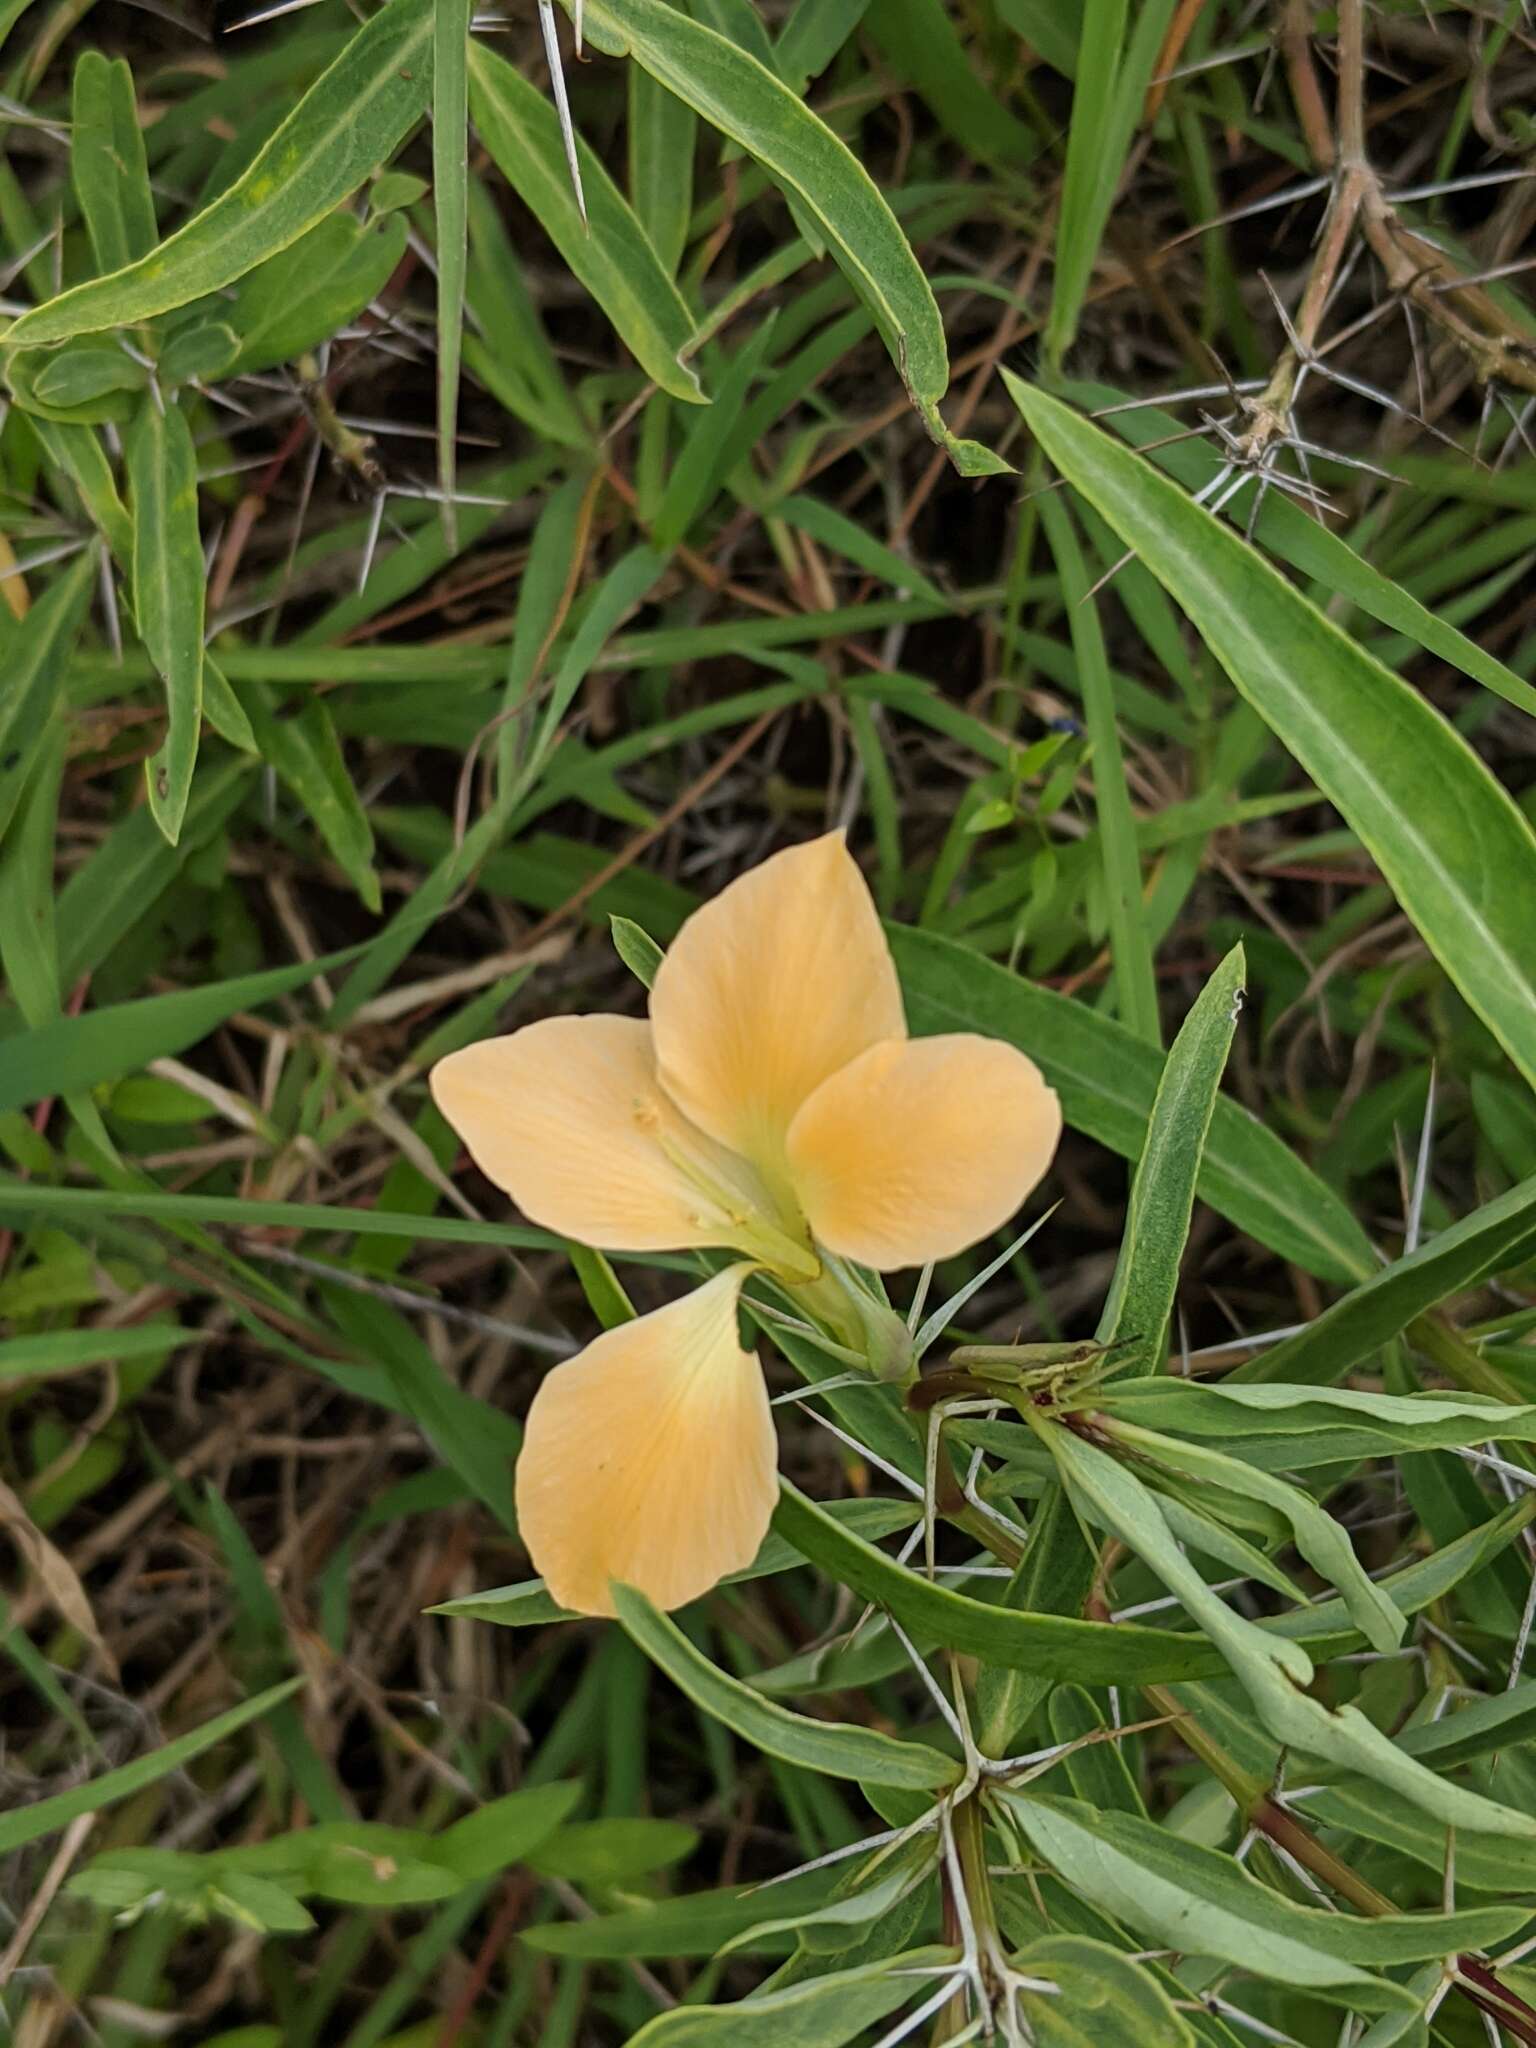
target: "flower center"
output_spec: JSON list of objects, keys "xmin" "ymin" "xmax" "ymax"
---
[{"xmin": 632, "ymin": 1091, "xmax": 820, "ymax": 1283}]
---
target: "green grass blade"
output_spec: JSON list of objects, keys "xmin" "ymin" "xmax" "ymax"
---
[
  {"xmin": 0, "ymin": 1679, "xmax": 303, "ymax": 1854},
  {"xmin": 1038, "ymin": 491, "xmax": 1159, "ymax": 1042},
  {"xmin": 432, "ymin": 0, "xmax": 471, "ymax": 545}
]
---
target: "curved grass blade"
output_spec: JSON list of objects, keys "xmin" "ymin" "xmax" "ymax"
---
[
  {"xmin": 0, "ymin": 1679, "xmax": 302, "ymax": 1854},
  {"xmin": 7, "ymin": 0, "xmax": 432, "ymax": 347},
  {"xmin": 432, "ymin": 0, "xmax": 471, "ymax": 545}
]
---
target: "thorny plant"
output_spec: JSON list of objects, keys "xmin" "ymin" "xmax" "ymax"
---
[
  {"xmin": 5, "ymin": 0, "xmax": 1536, "ymax": 2043},
  {"xmin": 1088, "ymin": 0, "xmax": 1536, "ymax": 555}
]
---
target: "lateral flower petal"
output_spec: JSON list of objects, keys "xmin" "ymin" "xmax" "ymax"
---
[
  {"xmin": 649, "ymin": 831, "xmax": 905, "ymax": 1169},
  {"xmin": 514, "ymin": 1267, "xmax": 777, "ymax": 1616},
  {"xmin": 785, "ymin": 1034, "xmax": 1062, "ymax": 1269},
  {"xmin": 430, "ymin": 1015, "xmax": 755, "ymax": 1253}
]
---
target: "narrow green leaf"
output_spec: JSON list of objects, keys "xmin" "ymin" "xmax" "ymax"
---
[
  {"xmin": 0, "ymin": 941, "xmax": 367, "ymax": 1117},
  {"xmin": 1101, "ymin": 1379, "xmax": 1536, "ymax": 1468},
  {"xmin": 325, "ymin": 1292, "xmax": 518, "ymax": 1534},
  {"xmin": 775, "ymin": 493, "xmax": 946, "ymax": 605},
  {"xmin": 1099, "ymin": 946, "xmax": 1243, "ymax": 1373},
  {"xmin": 1004, "ymin": 1794, "xmax": 1523, "ymax": 1996},
  {"xmin": 611, "ymin": 1584, "xmax": 960, "ymax": 1791},
  {"xmin": 0, "ymin": 550, "xmax": 93, "ymax": 847},
  {"xmin": 431, "ymin": 0, "xmax": 472, "ymax": 543},
  {"xmin": 1101, "ymin": 1414, "xmax": 1406, "ymax": 1654},
  {"xmin": 1047, "ymin": 1425, "xmax": 1536, "ymax": 1838},
  {"xmin": 575, "ymin": 0, "xmax": 1003, "ymax": 473},
  {"xmin": 610, "ymin": 913, "xmax": 664, "ymax": 988},
  {"xmin": 0, "ymin": 1179, "xmax": 558, "ymax": 1253},
  {"xmin": 568, "ymin": 1244, "xmax": 637, "ymax": 1329},
  {"xmin": 430, "ymin": 1782, "xmax": 582, "ymax": 1880},
  {"xmin": 0, "ymin": 1679, "xmax": 303, "ymax": 1854},
  {"xmin": 1006, "ymin": 375, "xmax": 1536, "ymax": 1092},
  {"xmin": 864, "ymin": 0, "xmax": 1035, "ymax": 167},
  {"xmin": 627, "ymin": 63, "xmax": 695, "ymax": 275},
  {"xmin": 242, "ymin": 688, "xmax": 380, "ymax": 911},
  {"xmin": 773, "ymin": 1483, "xmax": 1220, "ymax": 1685},
  {"xmin": 1233, "ymin": 1176, "xmax": 1536, "ymax": 1387},
  {"xmin": 468, "ymin": 42, "xmax": 703, "ymax": 402},
  {"xmin": 7, "ymin": 0, "xmax": 432, "ymax": 346},
  {"xmin": 69, "ymin": 52, "xmax": 157, "ymax": 274},
  {"xmin": 1011, "ymin": 1936, "xmax": 1196, "ymax": 2047},
  {"xmin": 626, "ymin": 1948, "xmax": 956, "ymax": 2046},
  {"xmin": 1065, "ymin": 376, "xmax": 1536, "ymax": 725},
  {"xmin": 1046, "ymin": 0, "xmax": 1125, "ymax": 363},
  {"xmin": 125, "ymin": 397, "xmax": 203, "ymax": 844},
  {"xmin": 227, "ymin": 212, "xmax": 408, "ymax": 376},
  {"xmin": 0, "ymin": 1325, "xmax": 188, "ymax": 1385},
  {"xmin": 524, "ymin": 1867, "xmax": 842, "ymax": 1956}
]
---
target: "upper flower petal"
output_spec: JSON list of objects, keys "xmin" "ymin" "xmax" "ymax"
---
[
  {"xmin": 785, "ymin": 1034, "xmax": 1062, "ymax": 1269},
  {"xmin": 649, "ymin": 831, "xmax": 905, "ymax": 1170},
  {"xmin": 514, "ymin": 1266, "xmax": 778, "ymax": 1616},
  {"xmin": 430, "ymin": 1015, "xmax": 754, "ymax": 1252}
]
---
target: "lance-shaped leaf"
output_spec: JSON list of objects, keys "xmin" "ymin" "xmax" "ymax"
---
[
  {"xmin": 125, "ymin": 398, "xmax": 203, "ymax": 845},
  {"xmin": 1005, "ymin": 375, "xmax": 1536, "ymax": 1093},
  {"xmin": 1097, "ymin": 945, "xmax": 1244, "ymax": 1374},
  {"xmin": 1232, "ymin": 1175, "xmax": 1536, "ymax": 1387},
  {"xmin": 571, "ymin": 0, "xmax": 1003, "ymax": 473},
  {"xmin": 627, "ymin": 1946, "xmax": 959, "ymax": 2043},
  {"xmin": 468, "ymin": 42, "xmax": 702, "ymax": 403},
  {"xmin": 1001, "ymin": 1792, "xmax": 1525, "ymax": 2003},
  {"xmin": 1046, "ymin": 1425, "xmax": 1536, "ymax": 1838},
  {"xmin": 612, "ymin": 1584, "xmax": 960, "ymax": 1792},
  {"xmin": 69, "ymin": 52, "xmax": 156, "ymax": 274},
  {"xmin": 6, "ymin": 0, "xmax": 432, "ymax": 346},
  {"xmin": 1095, "ymin": 1413, "xmax": 1405, "ymax": 1653},
  {"xmin": 1100, "ymin": 1378, "xmax": 1536, "ymax": 1469},
  {"xmin": 1010, "ymin": 1936, "xmax": 1195, "ymax": 2048},
  {"xmin": 0, "ymin": 1680, "xmax": 302, "ymax": 1854}
]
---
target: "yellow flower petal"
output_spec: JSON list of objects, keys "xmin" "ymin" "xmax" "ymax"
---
[
  {"xmin": 649, "ymin": 831, "xmax": 905, "ymax": 1171},
  {"xmin": 785, "ymin": 1034, "xmax": 1062, "ymax": 1269},
  {"xmin": 515, "ymin": 1267, "xmax": 778, "ymax": 1616},
  {"xmin": 430, "ymin": 1015, "xmax": 756, "ymax": 1252}
]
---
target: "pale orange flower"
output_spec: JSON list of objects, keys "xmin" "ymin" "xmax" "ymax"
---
[{"xmin": 430, "ymin": 832, "xmax": 1061, "ymax": 1616}]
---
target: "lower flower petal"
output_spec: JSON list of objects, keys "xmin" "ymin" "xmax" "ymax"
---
[
  {"xmin": 785, "ymin": 1034, "xmax": 1062, "ymax": 1269},
  {"xmin": 514, "ymin": 1266, "xmax": 778, "ymax": 1616}
]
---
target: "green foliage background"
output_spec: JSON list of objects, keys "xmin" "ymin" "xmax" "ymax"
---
[{"xmin": 3, "ymin": 0, "xmax": 1536, "ymax": 2041}]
